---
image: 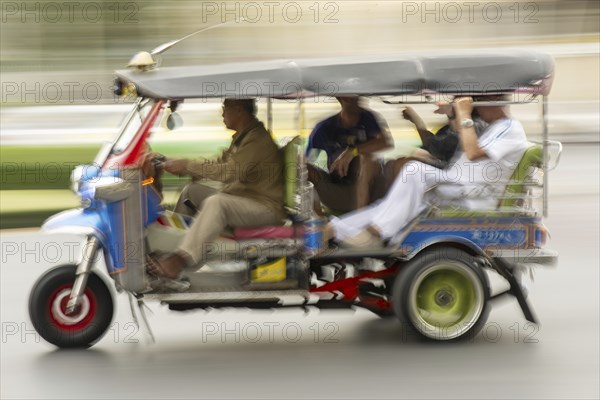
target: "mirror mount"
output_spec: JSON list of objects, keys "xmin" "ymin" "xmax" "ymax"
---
[{"xmin": 169, "ymin": 99, "xmax": 182, "ymax": 112}]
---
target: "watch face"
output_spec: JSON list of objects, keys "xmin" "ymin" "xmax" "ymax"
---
[{"xmin": 461, "ymin": 118, "xmax": 474, "ymax": 128}]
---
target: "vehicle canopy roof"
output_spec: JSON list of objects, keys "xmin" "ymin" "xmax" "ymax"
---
[{"xmin": 115, "ymin": 49, "xmax": 554, "ymax": 100}]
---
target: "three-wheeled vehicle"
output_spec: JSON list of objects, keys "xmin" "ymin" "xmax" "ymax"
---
[{"xmin": 28, "ymin": 48, "xmax": 561, "ymax": 347}]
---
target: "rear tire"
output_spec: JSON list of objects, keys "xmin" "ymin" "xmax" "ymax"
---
[
  {"xmin": 393, "ymin": 247, "xmax": 490, "ymax": 341},
  {"xmin": 29, "ymin": 265, "xmax": 114, "ymax": 348}
]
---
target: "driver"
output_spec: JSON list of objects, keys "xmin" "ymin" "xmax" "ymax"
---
[{"xmin": 148, "ymin": 98, "xmax": 285, "ymax": 279}]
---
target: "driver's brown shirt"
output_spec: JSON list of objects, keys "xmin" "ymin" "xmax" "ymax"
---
[{"xmin": 185, "ymin": 119, "xmax": 285, "ymax": 220}]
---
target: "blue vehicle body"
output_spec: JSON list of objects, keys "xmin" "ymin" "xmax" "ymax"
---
[
  {"xmin": 399, "ymin": 216, "xmax": 545, "ymax": 258},
  {"xmin": 42, "ymin": 165, "xmax": 163, "ymax": 275}
]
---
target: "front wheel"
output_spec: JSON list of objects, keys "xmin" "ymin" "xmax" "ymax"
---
[
  {"xmin": 29, "ymin": 265, "xmax": 114, "ymax": 348},
  {"xmin": 393, "ymin": 247, "xmax": 490, "ymax": 341}
]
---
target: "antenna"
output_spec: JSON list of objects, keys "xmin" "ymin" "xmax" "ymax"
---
[
  {"xmin": 128, "ymin": 18, "xmax": 245, "ymax": 69},
  {"xmin": 150, "ymin": 18, "xmax": 245, "ymax": 56}
]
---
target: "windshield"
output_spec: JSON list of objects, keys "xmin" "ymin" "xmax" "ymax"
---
[{"xmin": 112, "ymin": 99, "xmax": 155, "ymax": 154}]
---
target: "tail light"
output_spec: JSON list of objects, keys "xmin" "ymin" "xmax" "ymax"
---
[{"xmin": 535, "ymin": 224, "xmax": 549, "ymax": 247}]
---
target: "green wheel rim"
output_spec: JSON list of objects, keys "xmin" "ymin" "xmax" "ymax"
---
[{"xmin": 408, "ymin": 261, "xmax": 484, "ymax": 340}]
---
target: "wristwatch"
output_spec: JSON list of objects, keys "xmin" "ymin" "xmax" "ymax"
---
[{"xmin": 460, "ymin": 118, "xmax": 474, "ymax": 128}]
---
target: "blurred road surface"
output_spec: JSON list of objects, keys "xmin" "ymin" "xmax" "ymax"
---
[{"xmin": 1, "ymin": 144, "xmax": 598, "ymax": 399}]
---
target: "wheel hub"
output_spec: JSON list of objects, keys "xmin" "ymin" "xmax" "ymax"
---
[
  {"xmin": 435, "ymin": 289, "xmax": 455, "ymax": 307},
  {"xmin": 51, "ymin": 289, "xmax": 90, "ymax": 325}
]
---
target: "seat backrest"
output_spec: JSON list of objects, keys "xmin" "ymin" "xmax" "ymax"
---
[
  {"xmin": 280, "ymin": 136, "xmax": 303, "ymax": 210},
  {"xmin": 499, "ymin": 144, "xmax": 542, "ymax": 208},
  {"xmin": 429, "ymin": 144, "xmax": 544, "ymax": 218}
]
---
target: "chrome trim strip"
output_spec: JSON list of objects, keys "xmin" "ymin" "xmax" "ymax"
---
[{"xmin": 487, "ymin": 248, "xmax": 558, "ymax": 267}]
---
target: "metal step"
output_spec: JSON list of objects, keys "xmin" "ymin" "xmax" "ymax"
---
[{"xmin": 145, "ymin": 289, "xmax": 313, "ymax": 305}]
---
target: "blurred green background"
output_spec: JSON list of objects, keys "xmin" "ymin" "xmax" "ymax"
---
[{"xmin": 1, "ymin": 0, "xmax": 599, "ymax": 228}]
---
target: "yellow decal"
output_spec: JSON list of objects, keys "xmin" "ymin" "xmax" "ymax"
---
[{"xmin": 251, "ymin": 257, "xmax": 286, "ymax": 282}]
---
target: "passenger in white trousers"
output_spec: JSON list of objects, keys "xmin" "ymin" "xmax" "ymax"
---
[{"xmin": 326, "ymin": 96, "xmax": 529, "ymax": 248}]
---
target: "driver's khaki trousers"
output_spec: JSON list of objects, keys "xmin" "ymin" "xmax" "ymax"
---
[{"xmin": 176, "ymin": 184, "xmax": 282, "ymax": 264}]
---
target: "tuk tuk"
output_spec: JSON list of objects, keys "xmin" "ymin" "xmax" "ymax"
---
[{"xmin": 28, "ymin": 49, "xmax": 561, "ymax": 347}]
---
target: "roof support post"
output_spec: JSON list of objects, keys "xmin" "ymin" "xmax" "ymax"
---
[
  {"xmin": 267, "ymin": 97, "xmax": 273, "ymax": 133},
  {"xmin": 295, "ymin": 97, "xmax": 305, "ymax": 135},
  {"xmin": 542, "ymin": 95, "xmax": 549, "ymax": 218}
]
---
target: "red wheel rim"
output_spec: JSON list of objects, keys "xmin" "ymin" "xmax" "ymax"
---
[{"xmin": 48, "ymin": 284, "xmax": 97, "ymax": 332}]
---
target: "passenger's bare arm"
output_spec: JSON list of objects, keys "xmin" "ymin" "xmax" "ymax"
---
[
  {"xmin": 402, "ymin": 107, "xmax": 434, "ymax": 148},
  {"xmin": 329, "ymin": 120, "xmax": 394, "ymax": 177},
  {"xmin": 454, "ymin": 97, "xmax": 487, "ymax": 161},
  {"xmin": 356, "ymin": 126, "xmax": 394, "ymax": 154},
  {"xmin": 434, "ymin": 101, "xmax": 459, "ymax": 132}
]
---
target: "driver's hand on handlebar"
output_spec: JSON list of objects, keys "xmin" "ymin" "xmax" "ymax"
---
[
  {"xmin": 163, "ymin": 159, "xmax": 190, "ymax": 176},
  {"xmin": 141, "ymin": 151, "xmax": 163, "ymax": 178}
]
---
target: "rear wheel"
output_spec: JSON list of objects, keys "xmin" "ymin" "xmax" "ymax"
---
[
  {"xmin": 393, "ymin": 247, "xmax": 490, "ymax": 341},
  {"xmin": 29, "ymin": 265, "xmax": 114, "ymax": 348}
]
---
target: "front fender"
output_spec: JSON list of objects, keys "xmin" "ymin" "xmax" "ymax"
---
[
  {"xmin": 41, "ymin": 208, "xmax": 116, "ymax": 272},
  {"xmin": 42, "ymin": 208, "xmax": 109, "ymax": 245}
]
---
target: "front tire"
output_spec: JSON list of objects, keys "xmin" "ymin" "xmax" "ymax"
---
[
  {"xmin": 29, "ymin": 265, "xmax": 114, "ymax": 348},
  {"xmin": 393, "ymin": 247, "xmax": 490, "ymax": 341}
]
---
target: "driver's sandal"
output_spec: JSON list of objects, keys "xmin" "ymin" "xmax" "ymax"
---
[{"xmin": 145, "ymin": 254, "xmax": 190, "ymax": 292}]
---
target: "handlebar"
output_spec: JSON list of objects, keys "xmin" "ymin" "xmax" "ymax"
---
[{"xmin": 151, "ymin": 154, "xmax": 167, "ymax": 168}]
